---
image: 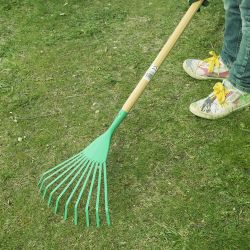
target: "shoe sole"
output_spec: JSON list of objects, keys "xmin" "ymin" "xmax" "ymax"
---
[{"xmin": 183, "ymin": 61, "xmax": 226, "ymax": 81}]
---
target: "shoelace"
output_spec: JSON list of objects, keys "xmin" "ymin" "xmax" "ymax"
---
[
  {"xmin": 213, "ymin": 82, "xmax": 229, "ymax": 105},
  {"xmin": 203, "ymin": 51, "xmax": 220, "ymax": 73}
]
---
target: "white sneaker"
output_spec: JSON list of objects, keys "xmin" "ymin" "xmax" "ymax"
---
[
  {"xmin": 189, "ymin": 80, "xmax": 250, "ymax": 119},
  {"xmin": 183, "ymin": 51, "xmax": 229, "ymax": 80}
]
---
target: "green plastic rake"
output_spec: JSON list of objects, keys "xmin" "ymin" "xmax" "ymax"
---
[{"xmin": 38, "ymin": 1, "xmax": 203, "ymax": 227}]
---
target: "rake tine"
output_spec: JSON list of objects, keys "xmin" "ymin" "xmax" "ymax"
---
[
  {"xmin": 103, "ymin": 162, "xmax": 111, "ymax": 226},
  {"xmin": 74, "ymin": 161, "xmax": 96, "ymax": 225},
  {"xmin": 39, "ymin": 154, "xmax": 86, "ymax": 193},
  {"xmin": 85, "ymin": 164, "xmax": 98, "ymax": 227},
  {"xmin": 64, "ymin": 161, "xmax": 94, "ymax": 220},
  {"xmin": 45, "ymin": 157, "xmax": 87, "ymax": 202},
  {"xmin": 54, "ymin": 159, "xmax": 92, "ymax": 214},
  {"xmin": 96, "ymin": 164, "xmax": 103, "ymax": 227},
  {"xmin": 38, "ymin": 151, "xmax": 83, "ymax": 185}
]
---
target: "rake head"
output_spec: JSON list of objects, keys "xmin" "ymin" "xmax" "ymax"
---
[{"xmin": 38, "ymin": 110, "xmax": 127, "ymax": 227}]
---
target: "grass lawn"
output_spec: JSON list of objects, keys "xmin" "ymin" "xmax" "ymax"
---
[{"xmin": 1, "ymin": 0, "xmax": 250, "ymax": 249}]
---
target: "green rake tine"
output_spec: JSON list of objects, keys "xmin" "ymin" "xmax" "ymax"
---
[
  {"xmin": 64, "ymin": 161, "xmax": 94, "ymax": 220},
  {"xmin": 85, "ymin": 164, "xmax": 98, "ymax": 227},
  {"xmin": 39, "ymin": 154, "xmax": 86, "ymax": 193},
  {"xmin": 103, "ymin": 162, "xmax": 111, "ymax": 226},
  {"xmin": 42, "ymin": 155, "xmax": 86, "ymax": 199},
  {"xmin": 74, "ymin": 161, "xmax": 96, "ymax": 225},
  {"xmin": 96, "ymin": 164, "xmax": 103, "ymax": 227},
  {"xmin": 38, "ymin": 151, "xmax": 83, "ymax": 185},
  {"xmin": 46, "ymin": 157, "xmax": 88, "ymax": 206},
  {"xmin": 54, "ymin": 160, "xmax": 92, "ymax": 214}
]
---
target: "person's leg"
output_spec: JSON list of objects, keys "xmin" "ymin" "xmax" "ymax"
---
[
  {"xmin": 228, "ymin": 0, "xmax": 250, "ymax": 92},
  {"xmin": 183, "ymin": 0, "xmax": 243, "ymax": 80},
  {"xmin": 183, "ymin": 0, "xmax": 242, "ymax": 81},
  {"xmin": 189, "ymin": 0, "xmax": 250, "ymax": 120},
  {"xmin": 220, "ymin": 0, "xmax": 242, "ymax": 68}
]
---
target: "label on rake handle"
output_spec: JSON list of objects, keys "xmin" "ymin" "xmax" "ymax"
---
[{"xmin": 143, "ymin": 64, "xmax": 158, "ymax": 81}]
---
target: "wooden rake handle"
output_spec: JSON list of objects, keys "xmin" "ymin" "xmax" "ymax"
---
[{"xmin": 122, "ymin": 0, "xmax": 204, "ymax": 113}]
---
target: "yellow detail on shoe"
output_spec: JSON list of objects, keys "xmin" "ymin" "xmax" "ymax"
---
[
  {"xmin": 213, "ymin": 82, "xmax": 229, "ymax": 105},
  {"xmin": 204, "ymin": 51, "xmax": 220, "ymax": 73}
]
